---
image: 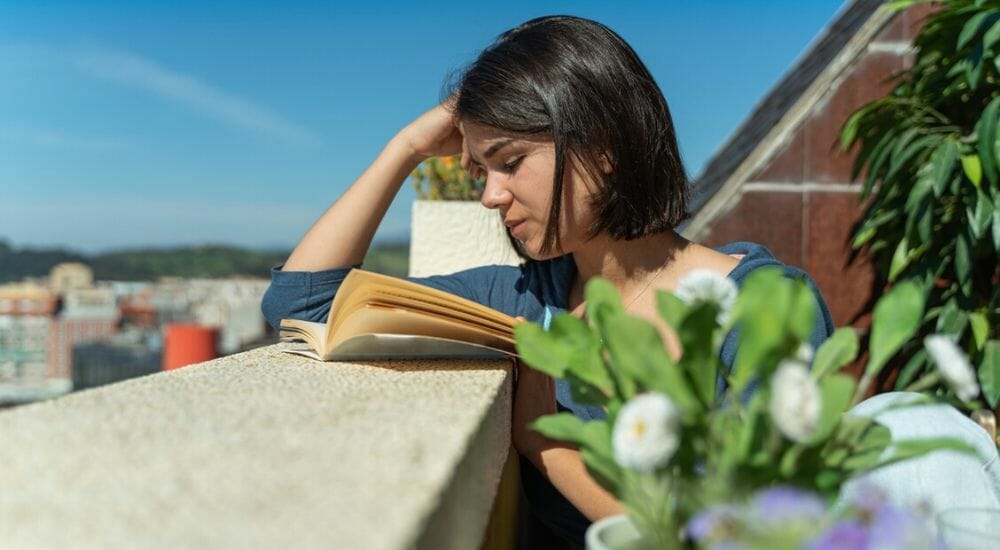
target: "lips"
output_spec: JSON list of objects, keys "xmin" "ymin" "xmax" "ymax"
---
[{"xmin": 505, "ymin": 219, "xmax": 527, "ymax": 239}]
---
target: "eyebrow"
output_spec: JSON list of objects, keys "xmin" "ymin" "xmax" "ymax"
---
[{"xmin": 470, "ymin": 138, "xmax": 515, "ymax": 165}]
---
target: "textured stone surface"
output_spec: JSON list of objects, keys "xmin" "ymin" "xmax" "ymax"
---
[
  {"xmin": 0, "ymin": 344, "xmax": 513, "ymax": 550},
  {"xmin": 410, "ymin": 201, "xmax": 522, "ymax": 277}
]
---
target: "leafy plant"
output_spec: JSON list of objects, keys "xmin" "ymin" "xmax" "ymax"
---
[
  {"xmin": 410, "ymin": 155, "xmax": 484, "ymax": 200},
  {"xmin": 514, "ymin": 269, "xmax": 976, "ymax": 548},
  {"xmin": 839, "ymin": 0, "xmax": 999, "ymax": 406}
]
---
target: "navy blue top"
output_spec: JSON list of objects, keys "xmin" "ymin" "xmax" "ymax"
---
[{"xmin": 260, "ymin": 241, "xmax": 834, "ymax": 545}]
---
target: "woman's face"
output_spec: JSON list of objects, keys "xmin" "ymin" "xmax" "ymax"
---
[{"xmin": 459, "ymin": 121, "xmax": 598, "ymax": 260}]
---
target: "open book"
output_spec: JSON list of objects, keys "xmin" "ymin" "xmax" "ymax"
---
[{"xmin": 279, "ymin": 269, "xmax": 518, "ymax": 360}]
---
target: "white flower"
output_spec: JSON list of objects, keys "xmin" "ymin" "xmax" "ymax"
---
[
  {"xmin": 769, "ymin": 360, "xmax": 822, "ymax": 443},
  {"xmin": 613, "ymin": 392, "xmax": 681, "ymax": 473},
  {"xmin": 925, "ymin": 335, "xmax": 979, "ymax": 401},
  {"xmin": 674, "ymin": 269, "xmax": 738, "ymax": 326},
  {"xmin": 795, "ymin": 343, "xmax": 814, "ymax": 364}
]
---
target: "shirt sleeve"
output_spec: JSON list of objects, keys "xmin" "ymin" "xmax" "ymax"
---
[{"xmin": 259, "ymin": 262, "xmax": 527, "ymax": 331}]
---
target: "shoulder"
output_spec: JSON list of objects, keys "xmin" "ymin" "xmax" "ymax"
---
[{"xmin": 716, "ymin": 241, "xmax": 813, "ymax": 288}]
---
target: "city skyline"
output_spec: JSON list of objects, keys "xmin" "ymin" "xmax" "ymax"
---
[{"xmin": 2, "ymin": 0, "xmax": 848, "ymax": 253}]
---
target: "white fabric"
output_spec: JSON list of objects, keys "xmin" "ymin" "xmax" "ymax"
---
[{"xmin": 841, "ymin": 392, "xmax": 1000, "ymax": 516}]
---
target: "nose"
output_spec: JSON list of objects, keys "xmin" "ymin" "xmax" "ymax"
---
[{"xmin": 480, "ymin": 173, "xmax": 513, "ymax": 210}]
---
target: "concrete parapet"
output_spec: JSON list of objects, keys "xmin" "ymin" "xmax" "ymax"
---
[{"xmin": 0, "ymin": 343, "xmax": 513, "ymax": 550}]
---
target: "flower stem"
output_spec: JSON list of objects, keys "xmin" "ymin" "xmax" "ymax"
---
[{"xmin": 904, "ymin": 371, "xmax": 942, "ymax": 393}]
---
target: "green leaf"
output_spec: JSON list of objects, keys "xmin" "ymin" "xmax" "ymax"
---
[
  {"xmin": 877, "ymin": 437, "xmax": 978, "ymax": 469},
  {"xmin": 969, "ymin": 188, "xmax": 995, "ymax": 239},
  {"xmin": 962, "ymin": 154, "xmax": 983, "ymax": 186},
  {"xmin": 730, "ymin": 268, "xmax": 790, "ymax": 391},
  {"xmin": 969, "ymin": 312, "xmax": 989, "ymax": 351},
  {"xmin": 842, "ymin": 423, "xmax": 892, "ymax": 471},
  {"xmin": 894, "ymin": 349, "xmax": 929, "ymax": 390},
  {"xmin": 865, "ymin": 281, "xmax": 925, "ymax": 380},
  {"xmin": 958, "ymin": 10, "xmax": 994, "ymax": 50},
  {"xmin": 812, "ymin": 327, "xmax": 860, "ymax": 380},
  {"xmin": 966, "ymin": 42, "xmax": 985, "ymax": 90},
  {"xmin": 931, "ymin": 139, "xmax": 960, "ymax": 197},
  {"xmin": 980, "ymin": 340, "xmax": 1000, "ymax": 408},
  {"xmin": 532, "ymin": 413, "xmax": 590, "ymax": 446},
  {"xmin": 596, "ymin": 307, "xmax": 699, "ymax": 412},
  {"xmin": 581, "ymin": 447, "xmax": 623, "ymax": 495},
  {"xmin": 994, "ymin": 192, "xmax": 1000, "ymax": 253},
  {"xmin": 514, "ymin": 322, "xmax": 574, "ymax": 378},
  {"xmin": 807, "ymin": 374, "xmax": 857, "ymax": 446},
  {"xmin": 955, "ymin": 230, "xmax": 973, "ymax": 296},
  {"xmin": 584, "ymin": 277, "xmax": 624, "ymax": 320},
  {"xmin": 985, "ymin": 16, "xmax": 1000, "ymax": 51},
  {"xmin": 551, "ymin": 314, "xmax": 614, "ymax": 392},
  {"xmin": 976, "ymin": 98, "xmax": 999, "ymax": 185},
  {"xmin": 936, "ymin": 299, "xmax": 969, "ymax": 336},
  {"xmin": 889, "ymin": 238, "xmax": 910, "ymax": 282},
  {"xmin": 655, "ymin": 291, "xmax": 688, "ymax": 330},
  {"xmin": 676, "ymin": 303, "xmax": 722, "ymax": 406},
  {"xmin": 887, "ymin": 135, "xmax": 940, "ymax": 182}
]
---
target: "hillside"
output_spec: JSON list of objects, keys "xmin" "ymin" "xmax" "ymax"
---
[{"xmin": 0, "ymin": 240, "xmax": 410, "ymax": 282}]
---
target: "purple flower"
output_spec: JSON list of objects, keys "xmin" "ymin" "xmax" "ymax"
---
[
  {"xmin": 686, "ymin": 504, "xmax": 742, "ymax": 543},
  {"xmin": 868, "ymin": 503, "xmax": 942, "ymax": 550},
  {"xmin": 750, "ymin": 486, "xmax": 827, "ymax": 526},
  {"xmin": 806, "ymin": 520, "xmax": 869, "ymax": 550},
  {"xmin": 846, "ymin": 482, "xmax": 890, "ymax": 517}
]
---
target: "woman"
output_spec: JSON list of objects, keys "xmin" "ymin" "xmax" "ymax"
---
[{"xmin": 262, "ymin": 16, "xmax": 833, "ymax": 546}]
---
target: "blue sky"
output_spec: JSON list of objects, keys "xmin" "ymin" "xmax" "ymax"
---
[{"xmin": 0, "ymin": 0, "xmax": 847, "ymax": 253}]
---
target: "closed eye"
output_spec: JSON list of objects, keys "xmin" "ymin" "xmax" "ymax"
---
[{"xmin": 501, "ymin": 156, "xmax": 523, "ymax": 174}]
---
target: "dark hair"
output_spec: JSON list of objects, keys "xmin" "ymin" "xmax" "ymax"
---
[{"xmin": 452, "ymin": 15, "xmax": 690, "ymax": 255}]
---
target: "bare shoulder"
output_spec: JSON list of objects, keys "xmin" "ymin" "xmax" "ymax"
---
[{"xmin": 680, "ymin": 243, "xmax": 742, "ymax": 277}]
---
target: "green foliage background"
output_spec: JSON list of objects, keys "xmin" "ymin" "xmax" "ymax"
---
[
  {"xmin": 0, "ymin": 239, "xmax": 410, "ymax": 282},
  {"xmin": 840, "ymin": 0, "xmax": 1000, "ymax": 406}
]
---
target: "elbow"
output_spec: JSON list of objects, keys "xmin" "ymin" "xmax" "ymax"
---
[{"xmin": 260, "ymin": 285, "xmax": 288, "ymax": 332}]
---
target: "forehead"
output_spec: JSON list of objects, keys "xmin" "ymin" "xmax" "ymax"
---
[
  {"xmin": 459, "ymin": 121, "xmax": 552, "ymax": 151},
  {"xmin": 459, "ymin": 121, "xmax": 519, "ymax": 144}
]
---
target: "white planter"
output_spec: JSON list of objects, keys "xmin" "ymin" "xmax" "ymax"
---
[
  {"xmin": 409, "ymin": 200, "xmax": 523, "ymax": 277},
  {"xmin": 585, "ymin": 514, "xmax": 644, "ymax": 550}
]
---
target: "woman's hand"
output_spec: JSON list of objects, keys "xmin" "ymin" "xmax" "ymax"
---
[
  {"xmin": 511, "ymin": 358, "xmax": 559, "ymax": 462},
  {"xmin": 394, "ymin": 99, "xmax": 464, "ymax": 161}
]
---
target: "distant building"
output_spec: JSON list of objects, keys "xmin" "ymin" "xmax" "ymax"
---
[
  {"xmin": 0, "ymin": 283, "xmax": 69, "ymax": 404},
  {"xmin": 73, "ymin": 335, "xmax": 160, "ymax": 391},
  {"xmin": 49, "ymin": 262, "xmax": 94, "ymax": 293},
  {"xmin": 155, "ymin": 277, "xmax": 269, "ymax": 354},
  {"xmin": 53, "ymin": 288, "xmax": 119, "ymax": 381}
]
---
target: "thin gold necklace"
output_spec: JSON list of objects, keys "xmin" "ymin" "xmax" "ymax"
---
[{"xmin": 622, "ymin": 263, "xmax": 668, "ymax": 311}]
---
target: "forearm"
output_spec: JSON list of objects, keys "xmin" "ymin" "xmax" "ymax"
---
[
  {"xmin": 523, "ymin": 444, "xmax": 625, "ymax": 522},
  {"xmin": 283, "ymin": 137, "xmax": 421, "ymax": 272}
]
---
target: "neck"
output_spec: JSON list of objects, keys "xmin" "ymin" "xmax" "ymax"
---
[{"xmin": 571, "ymin": 230, "xmax": 690, "ymax": 291}]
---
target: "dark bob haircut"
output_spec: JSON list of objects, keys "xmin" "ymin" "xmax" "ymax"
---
[{"xmin": 452, "ymin": 15, "xmax": 690, "ymax": 255}]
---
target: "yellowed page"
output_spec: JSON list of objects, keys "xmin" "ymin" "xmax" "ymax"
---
[
  {"xmin": 329, "ymin": 304, "xmax": 515, "ymax": 356},
  {"xmin": 325, "ymin": 269, "xmax": 516, "ymax": 344},
  {"xmin": 279, "ymin": 319, "xmax": 328, "ymax": 355}
]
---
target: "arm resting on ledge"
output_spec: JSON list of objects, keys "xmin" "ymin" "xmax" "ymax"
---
[{"xmin": 512, "ymin": 361, "xmax": 625, "ymax": 522}]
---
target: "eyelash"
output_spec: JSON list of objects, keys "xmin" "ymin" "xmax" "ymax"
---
[{"xmin": 501, "ymin": 156, "xmax": 523, "ymax": 173}]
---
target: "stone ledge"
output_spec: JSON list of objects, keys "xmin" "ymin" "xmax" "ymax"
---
[{"xmin": 0, "ymin": 343, "xmax": 513, "ymax": 550}]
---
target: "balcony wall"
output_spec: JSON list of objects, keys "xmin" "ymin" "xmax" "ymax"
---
[{"xmin": 0, "ymin": 343, "xmax": 513, "ymax": 550}]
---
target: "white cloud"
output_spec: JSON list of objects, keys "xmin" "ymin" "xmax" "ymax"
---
[{"xmin": 73, "ymin": 47, "xmax": 322, "ymax": 146}]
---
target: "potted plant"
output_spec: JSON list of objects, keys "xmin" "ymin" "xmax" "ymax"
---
[
  {"xmin": 408, "ymin": 155, "xmax": 522, "ymax": 276},
  {"xmin": 514, "ymin": 268, "xmax": 980, "ymax": 548}
]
